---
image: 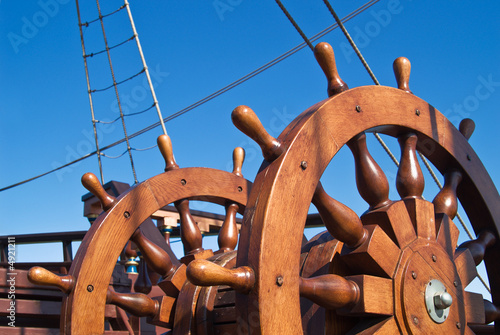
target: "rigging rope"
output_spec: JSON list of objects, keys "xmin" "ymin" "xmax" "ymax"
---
[
  {"xmin": 124, "ymin": 0, "xmax": 167, "ymax": 135},
  {"xmin": 75, "ymin": 0, "xmax": 104, "ymax": 184},
  {"xmin": 84, "ymin": 35, "xmax": 136, "ymax": 58},
  {"xmin": 96, "ymin": 103, "xmax": 156, "ymax": 124},
  {"xmin": 90, "ymin": 68, "xmax": 145, "ymax": 93},
  {"xmin": 275, "ymin": 0, "xmax": 399, "ymax": 167},
  {"xmin": 95, "ymin": 0, "xmax": 138, "ymax": 184},
  {"xmin": 321, "ymin": 0, "xmax": 488, "ymax": 292},
  {"xmin": 0, "ymin": 1, "xmax": 380, "ymax": 193},
  {"xmin": 80, "ymin": 4, "xmax": 126, "ymax": 27},
  {"xmin": 275, "ymin": 0, "xmax": 313, "ymax": 51}
]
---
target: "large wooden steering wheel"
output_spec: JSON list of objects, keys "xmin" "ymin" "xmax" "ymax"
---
[
  {"xmin": 28, "ymin": 136, "xmax": 251, "ymax": 334},
  {"xmin": 227, "ymin": 43, "xmax": 500, "ymax": 334},
  {"xmin": 26, "ymin": 42, "xmax": 500, "ymax": 334}
]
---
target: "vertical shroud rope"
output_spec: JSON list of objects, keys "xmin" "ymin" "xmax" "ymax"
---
[
  {"xmin": 75, "ymin": 0, "xmax": 104, "ymax": 184},
  {"xmin": 123, "ymin": 0, "xmax": 167, "ymax": 135},
  {"xmin": 95, "ymin": 0, "xmax": 138, "ymax": 184}
]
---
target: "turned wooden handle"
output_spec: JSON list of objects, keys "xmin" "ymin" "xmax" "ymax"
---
[
  {"xmin": 28, "ymin": 266, "xmax": 74, "ymax": 294},
  {"xmin": 174, "ymin": 199, "xmax": 203, "ymax": 255},
  {"xmin": 433, "ymin": 169, "xmax": 462, "ymax": 220},
  {"xmin": 157, "ymin": 134, "xmax": 179, "ymax": 171},
  {"xmin": 81, "ymin": 172, "xmax": 116, "ymax": 211},
  {"xmin": 106, "ymin": 289, "xmax": 158, "ymax": 317},
  {"xmin": 312, "ymin": 182, "xmax": 367, "ymax": 248},
  {"xmin": 186, "ymin": 259, "xmax": 255, "ymax": 294},
  {"xmin": 231, "ymin": 105, "xmax": 284, "ymax": 162},
  {"xmin": 232, "ymin": 147, "xmax": 245, "ymax": 177},
  {"xmin": 299, "ymin": 274, "xmax": 359, "ymax": 310},
  {"xmin": 314, "ymin": 42, "xmax": 348, "ymax": 96},
  {"xmin": 393, "ymin": 57, "xmax": 412, "ymax": 93},
  {"xmin": 459, "ymin": 118, "xmax": 475, "ymax": 140},
  {"xmin": 347, "ymin": 132, "xmax": 390, "ymax": 210},
  {"xmin": 459, "ymin": 231, "xmax": 496, "ymax": 266},
  {"xmin": 484, "ymin": 299, "xmax": 500, "ymax": 324},
  {"xmin": 130, "ymin": 229, "xmax": 175, "ymax": 278},
  {"xmin": 396, "ymin": 133, "xmax": 424, "ymax": 199},
  {"xmin": 218, "ymin": 203, "xmax": 239, "ymax": 252}
]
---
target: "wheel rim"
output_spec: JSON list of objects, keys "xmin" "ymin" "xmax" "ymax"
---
[
  {"xmin": 235, "ymin": 85, "xmax": 500, "ymax": 334},
  {"xmin": 62, "ymin": 167, "xmax": 250, "ymax": 333}
]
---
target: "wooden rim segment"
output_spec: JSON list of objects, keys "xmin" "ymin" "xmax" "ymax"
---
[
  {"xmin": 62, "ymin": 167, "xmax": 251, "ymax": 334},
  {"xmin": 235, "ymin": 85, "xmax": 500, "ymax": 334}
]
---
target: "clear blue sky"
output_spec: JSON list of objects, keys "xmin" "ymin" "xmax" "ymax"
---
[{"xmin": 0, "ymin": 1, "xmax": 499, "ymax": 299}]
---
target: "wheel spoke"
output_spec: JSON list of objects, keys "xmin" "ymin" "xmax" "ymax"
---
[
  {"xmin": 81, "ymin": 172, "xmax": 117, "ymax": 211},
  {"xmin": 130, "ymin": 228, "xmax": 176, "ymax": 278},
  {"xmin": 341, "ymin": 225, "xmax": 399, "ymax": 278},
  {"xmin": 134, "ymin": 251, "xmax": 153, "ymax": 294},
  {"xmin": 186, "ymin": 259, "xmax": 255, "ymax": 294},
  {"xmin": 347, "ymin": 133, "xmax": 391, "ymax": 210},
  {"xmin": 312, "ymin": 182, "xmax": 367, "ymax": 248},
  {"xmin": 299, "ymin": 274, "xmax": 359, "ymax": 310},
  {"xmin": 313, "ymin": 42, "xmax": 348, "ymax": 97},
  {"xmin": 396, "ymin": 133, "xmax": 424, "ymax": 199},
  {"xmin": 232, "ymin": 105, "xmax": 284, "ymax": 162},
  {"xmin": 433, "ymin": 169, "xmax": 462, "ymax": 220},
  {"xmin": 458, "ymin": 231, "xmax": 496, "ymax": 266},
  {"xmin": 217, "ymin": 147, "xmax": 245, "ymax": 253},
  {"xmin": 393, "ymin": 56, "xmax": 412, "ymax": 94},
  {"xmin": 106, "ymin": 288, "xmax": 159, "ymax": 318}
]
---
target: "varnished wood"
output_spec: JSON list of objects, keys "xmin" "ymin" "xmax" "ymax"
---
[
  {"xmin": 130, "ymin": 228, "xmax": 175, "ymax": 278},
  {"xmin": 464, "ymin": 291, "xmax": 485, "ymax": 325},
  {"xmin": 312, "ymin": 182, "xmax": 367, "ymax": 247},
  {"xmin": 186, "ymin": 259, "xmax": 254, "ymax": 294},
  {"xmin": 454, "ymin": 248, "xmax": 478, "ymax": 287},
  {"xmin": 435, "ymin": 213, "xmax": 460, "ymax": 258},
  {"xmin": 217, "ymin": 147, "xmax": 245, "ymax": 253},
  {"xmin": 157, "ymin": 134, "xmax": 179, "ymax": 171},
  {"xmin": 459, "ymin": 230, "xmax": 496, "ymax": 266},
  {"xmin": 347, "ymin": 132, "xmax": 391, "ymax": 210},
  {"xmin": 396, "ymin": 133, "xmax": 424, "ymax": 199},
  {"xmin": 63, "ymin": 167, "xmax": 249, "ymax": 334},
  {"xmin": 235, "ymin": 85, "xmax": 500, "ymax": 334},
  {"xmin": 433, "ymin": 169, "xmax": 462, "ymax": 219},
  {"xmin": 232, "ymin": 147, "xmax": 245, "ymax": 177},
  {"xmin": 195, "ymin": 251, "xmax": 237, "ymax": 335},
  {"xmin": 459, "ymin": 118, "xmax": 476, "ymax": 140},
  {"xmin": 401, "ymin": 250, "xmax": 465, "ymax": 333},
  {"xmin": 157, "ymin": 133, "xmax": 205, "ymax": 255},
  {"xmin": 27, "ymin": 267, "xmax": 74, "ymax": 294},
  {"xmin": 106, "ymin": 289, "xmax": 159, "ymax": 318},
  {"xmin": 218, "ymin": 203, "xmax": 239, "ymax": 252},
  {"xmin": 405, "ymin": 198, "xmax": 436, "ymax": 240},
  {"xmin": 58, "ymin": 69, "xmax": 500, "ymax": 334},
  {"xmin": 484, "ymin": 299, "xmax": 500, "ymax": 324},
  {"xmin": 393, "ymin": 56, "xmax": 412, "ymax": 94},
  {"xmin": 313, "ymin": 42, "xmax": 348, "ymax": 96},
  {"xmin": 133, "ymin": 255, "xmax": 152, "ymax": 294},
  {"xmin": 341, "ymin": 225, "xmax": 399, "ymax": 278},
  {"xmin": 231, "ymin": 105, "xmax": 284, "ymax": 162},
  {"xmin": 81, "ymin": 172, "xmax": 116, "ymax": 211},
  {"xmin": 299, "ymin": 274, "xmax": 358, "ymax": 310},
  {"xmin": 175, "ymin": 199, "xmax": 204, "ymax": 255},
  {"xmin": 299, "ymin": 234, "xmax": 349, "ymax": 335},
  {"xmin": 361, "ymin": 201, "xmax": 417, "ymax": 249},
  {"xmin": 342, "ymin": 275, "xmax": 393, "ymax": 316},
  {"xmin": 157, "ymin": 263, "xmax": 187, "ymax": 298}
]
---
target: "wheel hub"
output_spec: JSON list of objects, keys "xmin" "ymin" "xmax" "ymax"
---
[
  {"xmin": 397, "ymin": 239, "xmax": 466, "ymax": 334},
  {"xmin": 425, "ymin": 279, "xmax": 452, "ymax": 323}
]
